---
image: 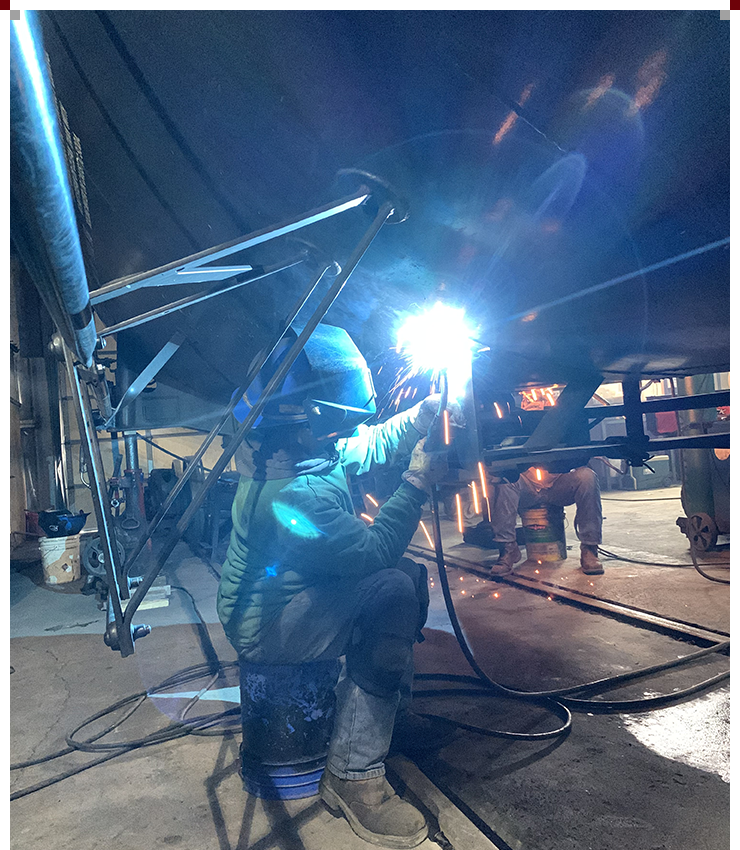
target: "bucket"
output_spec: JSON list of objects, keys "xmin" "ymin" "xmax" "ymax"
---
[
  {"xmin": 239, "ymin": 658, "xmax": 339, "ymax": 800},
  {"xmin": 521, "ymin": 506, "xmax": 567, "ymax": 563},
  {"xmin": 39, "ymin": 534, "xmax": 81, "ymax": 585}
]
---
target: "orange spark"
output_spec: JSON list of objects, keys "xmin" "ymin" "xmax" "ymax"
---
[
  {"xmin": 455, "ymin": 493, "xmax": 463, "ymax": 534},
  {"xmin": 360, "ymin": 513, "xmax": 374, "ymax": 523},
  {"xmin": 444, "ymin": 409, "xmax": 451, "ymax": 445},
  {"xmin": 419, "ymin": 521, "xmax": 434, "ymax": 548},
  {"xmin": 366, "ymin": 494, "xmax": 379, "ymax": 507},
  {"xmin": 494, "ymin": 402, "xmax": 503, "ymax": 419},
  {"xmin": 478, "ymin": 462, "xmax": 488, "ymax": 499},
  {"xmin": 470, "ymin": 481, "xmax": 480, "ymax": 514}
]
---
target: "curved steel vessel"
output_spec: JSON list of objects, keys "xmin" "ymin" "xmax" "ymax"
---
[{"xmin": 33, "ymin": 10, "xmax": 727, "ymax": 407}]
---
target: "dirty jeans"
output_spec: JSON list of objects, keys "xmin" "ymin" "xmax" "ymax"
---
[
  {"xmin": 490, "ymin": 466, "xmax": 602, "ymax": 546},
  {"xmin": 242, "ymin": 558, "xmax": 427, "ymax": 780}
]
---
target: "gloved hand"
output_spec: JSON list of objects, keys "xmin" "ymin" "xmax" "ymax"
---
[
  {"xmin": 402, "ymin": 437, "xmax": 448, "ymax": 495},
  {"xmin": 412, "ymin": 394, "xmax": 465, "ymax": 436}
]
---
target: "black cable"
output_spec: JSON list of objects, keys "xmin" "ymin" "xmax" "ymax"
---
[
  {"xmin": 10, "ymin": 662, "xmax": 241, "ymax": 801},
  {"xmin": 689, "ymin": 537, "xmax": 731, "ymax": 585},
  {"xmin": 135, "ymin": 432, "xmax": 212, "ymax": 473},
  {"xmin": 45, "ymin": 12, "xmax": 201, "ymax": 252},
  {"xmin": 598, "ymin": 546, "xmax": 730, "ymax": 569},
  {"xmin": 426, "ymin": 375, "xmax": 572, "ymax": 740}
]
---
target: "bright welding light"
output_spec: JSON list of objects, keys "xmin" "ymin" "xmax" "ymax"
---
[{"xmin": 395, "ymin": 302, "xmax": 476, "ymax": 400}]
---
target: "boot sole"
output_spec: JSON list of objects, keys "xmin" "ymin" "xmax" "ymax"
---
[{"xmin": 319, "ymin": 777, "xmax": 429, "ymax": 849}]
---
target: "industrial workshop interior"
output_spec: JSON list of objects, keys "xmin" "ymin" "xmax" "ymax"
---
[{"xmin": 8, "ymin": 10, "xmax": 730, "ymax": 850}]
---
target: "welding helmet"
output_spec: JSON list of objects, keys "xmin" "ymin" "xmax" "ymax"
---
[{"xmin": 233, "ymin": 324, "xmax": 376, "ymax": 441}]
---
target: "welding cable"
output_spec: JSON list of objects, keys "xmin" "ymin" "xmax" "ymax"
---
[
  {"xmin": 425, "ymin": 375, "xmax": 571, "ymax": 739},
  {"xmin": 135, "ymin": 433, "xmax": 212, "ymax": 473},
  {"xmin": 10, "ymin": 659, "xmax": 242, "ymax": 800},
  {"xmin": 418, "ymin": 533, "xmax": 729, "ymax": 721},
  {"xmin": 688, "ymin": 539, "xmax": 731, "ymax": 585},
  {"xmin": 9, "ymin": 693, "xmax": 148, "ymax": 770},
  {"xmin": 599, "ymin": 546, "xmax": 730, "ymax": 568}
]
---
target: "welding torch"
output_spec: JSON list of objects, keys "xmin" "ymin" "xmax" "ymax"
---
[{"xmin": 424, "ymin": 371, "xmax": 451, "ymax": 586}]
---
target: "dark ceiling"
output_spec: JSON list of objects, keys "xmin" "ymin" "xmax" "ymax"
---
[{"xmin": 39, "ymin": 10, "xmax": 730, "ymax": 409}]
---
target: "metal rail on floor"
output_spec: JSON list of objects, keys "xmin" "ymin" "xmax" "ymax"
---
[{"xmin": 407, "ymin": 544, "xmax": 730, "ymax": 647}]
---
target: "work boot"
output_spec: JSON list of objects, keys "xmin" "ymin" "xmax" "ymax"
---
[
  {"xmin": 580, "ymin": 544, "xmax": 604, "ymax": 575},
  {"xmin": 462, "ymin": 520, "xmax": 498, "ymax": 549},
  {"xmin": 319, "ymin": 769, "xmax": 428, "ymax": 849},
  {"xmin": 389, "ymin": 709, "xmax": 457, "ymax": 756},
  {"xmin": 485, "ymin": 542, "xmax": 521, "ymax": 575}
]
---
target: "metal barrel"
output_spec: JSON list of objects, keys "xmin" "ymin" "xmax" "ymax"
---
[
  {"xmin": 521, "ymin": 506, "xmax": 567, "ymax": 562},
  {"xmin": 239, "ymin": 659, "xmax": 340, "ymax": 800}
]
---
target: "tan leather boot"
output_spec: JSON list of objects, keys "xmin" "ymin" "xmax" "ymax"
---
[
  {"xmin": 485, "ymin": 542, "xmax": 521, "ymax": 575},
  {"xmin": 580, "ymin": 544, "xmax": 604, "ymax": 575},
  {"xmin": 320, "ymin": 769, "xmax": 428, "ymax": 848}
]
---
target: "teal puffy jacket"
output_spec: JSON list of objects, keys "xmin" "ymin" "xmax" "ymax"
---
[{"xmin": 217, "ymin": 406, "xmax": 426, "ymax": 657}]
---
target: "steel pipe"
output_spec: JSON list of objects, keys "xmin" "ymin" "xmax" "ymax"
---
[
  {"xmin": 10, "ymin": 11, "xmax": 96, "ymax": 367},
  {"xmin": 90, "ymin": 191, "xmax": 370, "ymax": 305},
  {"xmin": 98, "ymin": 256, "xmax": 305, "ymax": 338},
  {"xmin": 121, "ymin": 261, "xmax": 337, "ymax": 574}
]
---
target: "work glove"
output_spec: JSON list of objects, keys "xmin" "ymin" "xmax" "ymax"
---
[
  {"xmin": 402, "ymin": 437, "xmax": 448, "ymax": 495},
  {"xmin": 412, "ymin": 393, "xmax": 466, "ymax": 436}
]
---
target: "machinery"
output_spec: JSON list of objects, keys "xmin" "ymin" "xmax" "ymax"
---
[{"xmin": 10, "ymin": 10, "xmax": 729, "ymax": 657}]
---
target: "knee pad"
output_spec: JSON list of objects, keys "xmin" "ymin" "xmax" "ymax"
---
[{"xmin": 347, "ymin": 632, "xmax": 414, "ymax": 698}]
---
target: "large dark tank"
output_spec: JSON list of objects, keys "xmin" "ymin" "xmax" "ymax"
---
[{"xmin": 38, "ymin": 11, "xmax": 728, "ymax": 415}]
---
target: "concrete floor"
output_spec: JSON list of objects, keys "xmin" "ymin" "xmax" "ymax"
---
[{"xmin": 10, "ymin": 486, "xmax": 730, "ymax": 849}]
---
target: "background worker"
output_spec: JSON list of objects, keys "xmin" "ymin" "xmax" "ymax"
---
[
  {"xmin": 465, "ymin": 464, "xmax": 604, "ymax": 575},
  {"xmin": 218, "ymin": 324, "xmax": 456, "ymax": 850}
]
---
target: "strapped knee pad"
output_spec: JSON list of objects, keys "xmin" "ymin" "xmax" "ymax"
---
[{"xmin": 347, "ymin": 632, "xmax": 414, "ymax": 698}]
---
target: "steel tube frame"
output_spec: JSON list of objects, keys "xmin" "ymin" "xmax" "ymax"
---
[
  {"xmin": 483, "ymin": 432, "xmax": 730, "ymax": 472},
  {"xmin": 585, "ymin": 390, "xmax": 730, "ymax": 422},
  {"xmin": 111, "ymin": 201, "xmax": 395, "ymax": 653},
  {"xmin": 121, "ymin": 261, "xmax": 337, "ymax": 575},
  {"xmin": 98, "ymin": 256, "xmax": 305, "ymax": 338},
  {"xmin": 62, "ymin": 345, "xmax": 133, "ymax": 655},
  {"xmin": 89, "ymin": 191, "xmax": 369, "ymax": 305}
]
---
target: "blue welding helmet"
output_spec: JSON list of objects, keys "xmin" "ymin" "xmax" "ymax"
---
[{"xmin": 233, "ymin": 324, "xmax": 376, "ymax": 441}]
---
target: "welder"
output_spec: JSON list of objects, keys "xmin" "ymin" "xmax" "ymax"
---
[{"xmin": 217, "ymin": 324, "xmax": 455, "ymax": 849}]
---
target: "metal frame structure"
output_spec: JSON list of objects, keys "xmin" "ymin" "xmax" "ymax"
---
[
  {"xmin": 11, "ymin": 9, "xmax": 409, "ymax": 657},
  {"xmin": 71, "ymin": 188, "xmax": 402, "ymax": 657},
  {"xmin": 482, "ymin": 385, "xmax": 730, "ymax": 474}
]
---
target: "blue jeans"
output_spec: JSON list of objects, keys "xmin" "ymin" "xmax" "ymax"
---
[{"xmin": 242, "ymin": 559, "xmax": 427, "ymax": 779}]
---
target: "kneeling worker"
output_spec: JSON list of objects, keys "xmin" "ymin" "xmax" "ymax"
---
[{"xmin": 218, "ymin": 324, "xmax": 455, "ymax": 849}]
